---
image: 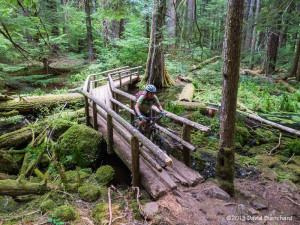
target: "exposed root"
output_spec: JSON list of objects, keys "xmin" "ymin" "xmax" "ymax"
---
[{"xmin": 268, "ymin": 133, "xmax": 282, "ymax": 155}]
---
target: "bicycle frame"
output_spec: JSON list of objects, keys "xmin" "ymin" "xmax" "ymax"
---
[{"xmin": 140, "ymin": 114, "xmax": 163, "ymax": 138}]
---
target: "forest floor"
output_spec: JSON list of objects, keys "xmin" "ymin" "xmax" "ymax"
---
[{"xmin": 0, "ymin": 56, "xmax": 299, "ymax": 224}]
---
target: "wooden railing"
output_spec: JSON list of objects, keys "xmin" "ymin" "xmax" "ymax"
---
[{"xmin": 82, "ymin": 66, "xmax": 210, "ymax": 187}]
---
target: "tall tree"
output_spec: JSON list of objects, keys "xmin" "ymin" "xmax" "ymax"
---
[
  {"xmin": 265, "ymin": 31, "xmax": 279, "ymax": 75},
  {"xmin": 85, "ymin": 0, "xmax": 95, "ymax": 61},
  {"xmin": 144, "ymin": 0, "xmax": 174, "ymax": 87},
  {"xmin": 244, "ymin": 0, "xmax": 255, "ymax": 50},
  {"xmin": 290, "ymin": 36, "xmax": 300, "ymax": 77},
  {"xmin": 249, "ymin": 0, "xmax": 260, "ymax": 69},
  {"xmin": 216, "ymin": 0, "xmax": 244, "ymax": 196}
]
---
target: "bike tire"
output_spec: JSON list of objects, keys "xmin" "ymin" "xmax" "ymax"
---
[{"xmin": 153, "ymin": 134, "xmax": 170, "ymax": 155}]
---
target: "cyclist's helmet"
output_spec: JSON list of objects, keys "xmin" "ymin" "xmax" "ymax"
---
[{"xmin": 145, "ymin": 84, "xmax": 157, "ymax": 93}]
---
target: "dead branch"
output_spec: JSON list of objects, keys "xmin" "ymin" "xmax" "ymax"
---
[
  {"xmin": 268, "ymin": 133, "xmax": 282, "ymax": 155},
  {"xmin": 108, "ymin": 187, "xmax": 112, "ymax": 225},
  {"xmin": 286, "ymin": 196, "xmax": 300, "ymax": 207}
]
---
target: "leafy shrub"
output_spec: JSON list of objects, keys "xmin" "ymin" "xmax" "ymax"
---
[{"xmin": 284, "ymin": 139, "xmax": 300, "ymax": 156}]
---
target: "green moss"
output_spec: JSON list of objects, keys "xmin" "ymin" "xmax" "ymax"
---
[
  {"xmin": 53, "ymin": 206, "xmax": 76, "ymax": 221},
  {"xmin": 131, "ymin": 199, "xmax": 143, "ymax": 220},
  {"xmin": 0, "ymin": 196, "xmax": 18, "ymax": 213},
  {"xmin": 253, "ymin": 128, "xmax": 277, "ymax": 144},
  {"xmin": 286, "ymin": 164, "xmax": 300, "ymax": 176},
  {"xmin": 0, "ymin": 152, "xmax": 19, "ymax": 174},
  {"xmin": 291, "ymin": 156, "xmax": 300, "ymax": 166},
  {"xmin": 64, "ymin": 170, "xmax": 90, "ymax": 183},
  {"xmin": 92, "ymin": 203, "xmax": 109, "ymax": 225},
  {"xmin": 56, "ymin": 124, "xmax": 103, "ymax": 169},
  {"xmin": 257, "ymin": 155, "xmax": 281, "ymax": 168},
  {"xmin": 95, "ymin": 165, "xmax": 114, "ymax": 186},
  {"xmin": 78, "ymin": 185, "xmax": 101, "ymax": 202},
  {"xmin": 275, "ymin": 154, "xmax": 289, "ymax": 163},
  {"xmin": 40, "ymin": 199, "xmax": 56, "ymax": 213},
  {"xmin": 51, "ymin": 119, "xmax": 73, "ymax": 140},
  {"xmin": 235, "ymin": 126, "xmax": 250, "ymax": 145}
]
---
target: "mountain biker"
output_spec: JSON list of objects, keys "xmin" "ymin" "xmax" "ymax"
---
[{"xmin": 134, "ymin": 84, "xmax": 166, "ymax": 130}]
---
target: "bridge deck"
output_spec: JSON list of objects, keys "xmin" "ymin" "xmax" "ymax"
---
[{"xmin": 88, "ymin": 75, "xmax": 204, "ymax": 198}]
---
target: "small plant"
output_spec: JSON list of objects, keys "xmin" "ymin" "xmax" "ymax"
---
[
  {"xmin": 284, "ymin": 139, "xmax": 300, "ymax": 156},
  {"xmin": 47, "ymin": 215, "xmax": 65, "ymax": 225}
]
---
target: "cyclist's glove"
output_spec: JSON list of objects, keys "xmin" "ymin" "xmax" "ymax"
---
[
  {"xmin": 161, "ymin": 110, "xmax": 167, "ymax": 116},
  {"xmin": 138, "ymin": 115, "xmax": 144, "ymax": 120}
]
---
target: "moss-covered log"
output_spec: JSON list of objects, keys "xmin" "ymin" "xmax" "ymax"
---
[
  {"xmin": 178, "ymin": 84, "xmax": 195, "ymax": 102},
  {"xmin": 0, "ymin": 110, "xmax": 19, "ymax": 117},
  {"xmin": 0, "ymin": 119, "xmax": 72, "ymax": 149},
  {"xmin": 190, "ymin": 56, "xmax": 221, "ymax": 72},
  {"xmin": 0, "ymin": 94, "xmax": 14, "ymax": 101},
  {"xmin": 0, "ymin": 93, "xmax": 83, "ymax": 113},
  {"xmin": 0, "ymin": 179, "xmax": 48, "ymax": 197},
  {"xmin": 276, "ymin": 80, "xmax": 297, "ymax": 93}
]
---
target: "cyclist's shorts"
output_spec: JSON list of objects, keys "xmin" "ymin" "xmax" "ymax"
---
[{"xmin": 134, "ymin": 108, "xmax": 150, "ymax": 120}]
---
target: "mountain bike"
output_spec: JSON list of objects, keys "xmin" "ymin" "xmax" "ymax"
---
[{"xmin": 132, "ymin": 113, "xmax": 170, "ymax": 167}]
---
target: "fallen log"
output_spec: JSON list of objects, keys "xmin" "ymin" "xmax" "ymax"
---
[
  {"xmin": 276, "ymin": 80, "xmax": 297, "ymax": 93},
  {"xmin": 178, "ymin": 84, "xmax": 195, "ymax": 102},
  {"xmin": 0, "ymin": 94, "xmax": 14, "ymax": 101},
  {"xmin": 0, "ymin": 179, "xmax": 48, "ymax": 197},
  {"xmin": 190, "ymin": 56, "xmax": 221, "ymax": 72},
  {"xmin": 0, "ymin": 110, "xmax": 19, "ymax": 117},
  {"xmin": 0, "ymin": 93, "xmax": 84, "ymax": 113},
  {"xmin": 0, "ymin": 173, "xmax": 14, "ymax": 180},
  {"xmin": 172, "ymin": 101, "xmax": 206, "ymax": 111},
  {"xmin": 239, "ymin": 111, "xmax": 300, "ymax": 136}
]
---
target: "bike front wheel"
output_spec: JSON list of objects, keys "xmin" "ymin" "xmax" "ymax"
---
[{"xmin": 152, "ymin": 134, "xmax": 170, "ymax": 155}]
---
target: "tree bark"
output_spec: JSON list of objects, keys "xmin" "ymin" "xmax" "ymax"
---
[
  {"xmin": 290, "ymin": 36, "xmax": 300, "ymax": 77},
  {"xmin": 144, "ymin": 0, "xmax": 174, "ymax": 87},
  {"xmin": 216, "ymin": 0, "xmax": 244, "ymax": 196},
  {"xmin": 249, "ymin": 0, "xmax": 260, "ymax": 69},
  {"xmin": 167, "ymin": 0, "xmax": 176, "ymax": 49},
  {"xmin": 244, "ymin": 0, "xmax": 255, "ymax": 50},
  {"xmin": 297, "ymin": 56, "xmax": 300, "ymax": 82},
  {"xmin": 85, "ymin": 0, "xmax": 95, "ymax": 61},
  {"xmin": 265, "ymin": 31, "xmax": 279, "ymax": 75}
]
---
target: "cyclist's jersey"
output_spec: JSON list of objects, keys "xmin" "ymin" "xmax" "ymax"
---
[{"xmin": 136, "ymin": 94, "xmax": 159, "ymax": 114}]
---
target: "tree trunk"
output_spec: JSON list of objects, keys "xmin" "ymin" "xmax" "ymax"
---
[
  {"xmin": 103, "ymin": 19, "xmax": 110, "ymax": 45},
  {"xmin": 297, "ymin": 56, "xmax": 300, "ymax": 81},
  {"xmin": 244, "ymin": 0, "xmax": 255, "ymax": 50},
  {"xmin": 119, "ymin": 19, "xmax": 125, "ymax": 39},
  {"xmin": 85, "ymin": 0, "xmax": 95, "ymax": 61},
  {"xmin": 290, "ymin": 36, "xmax": 300, "ymax": 77},
  {"xmin": 216, "ymin": 0, "xmax": 244, "ymax": 196},
  {"xmin": 265, "ymin": 31, "xmax": 279, "ymax": 75},
  {"xmin": 144, "ymin": 0, "xmax": 174, "ymax": 87},
  {"xmin": 146, "ymin": 4, "xmax": 150, "ymax": 38},
  {"xmin": 111, "ymin": 19, "xmax": 120, "ymax": 39},
  {"xmin": 167, "ymin": 0, "xmax": 176, "ymax": 49},
  {"xmin": 0, "ymin": 93, "xmax": 83, "ymax": 114},
  {"xmin": 249, "ymin": 0, "xmax": 260, "ymax": 69}
]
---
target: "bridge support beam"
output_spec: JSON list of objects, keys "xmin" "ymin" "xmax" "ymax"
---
[
  {"xmin": 182, "ymin": 125, "xmax": 191, "ymax": 167},
  {"xmin": 84, "ymin": 96, "xmax": 90, "ymax": 127},
  {"xmin": 107, "ymin": 114, "xmax": 114, "ymax": 154},
  {"xmin": 93, "ymin": 101, "xmax": 98, "ymax": 130},
  {"xmin": 131, "ymin": 136, "xmax": 140, "ymax": 187}
]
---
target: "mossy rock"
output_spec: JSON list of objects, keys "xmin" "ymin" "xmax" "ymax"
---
[
  {"xmin": 53, "ymin": 206, "xmax": 76, "ymax": 221},
  {"xmin": 51, "ymin": 119, "xmax": 73, "ymax": 140},
  {"xmin": 254, "ymin": 128, "xmax": 277, "ymax": 144},
  {"xmin": 78, "ymin": 185, "xmax": 100, "ymax": 202},
  {"xmin": 56, "ymin": 124, "xmax": 103, "ymax": 169},
  {"xmin": 247, "ymin": 144, "xmax": 272, "ymax": 155},
  {"xmin": 95, "ymin": 165, "xmax": 114, "ymax": 186},
  {"xmin": 64, "ymin": 170, "xmax": 90, "ymax": 183},
  {"xmin": 257, "ymin": 165, "xmax": 278, "ymax": 181},
  {"xmin": 257, "ymin": 155, "xmax": 281, "ymax": 168},
  {"xmin": 40, "ymin": 199, "xmax": 56, "ymax": 213},
  {"xmin": 0, "ymin": 196, "xmax": 18, "ymax": 213},
  {"xmin": 286, "ymin": 164, "xmax": 300, "ymax": 176},
  {"xmin": 0, "ymin": 152, "xmax": 19, "ymax": 174},
  {"xmin": 279, "ymin": 179, "xmax": 299, "ymax": 191},
  {"xmin": 92, "ymin": 203, "xmax": 109, "ymax": 225}
]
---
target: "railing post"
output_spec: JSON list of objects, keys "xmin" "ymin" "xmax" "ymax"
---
[
  {"xmin": 137, "ymin": 68, "xmax": 140, "ymax": 80},
  {"xmin": 182, "ymin": 125, "xmax": 191, "ymax": 166},
  {"xmin": 115, "ymin": 93, "xmax": 119, "ymax": 114},
  {"xmin": 84, "ymin": 96, "xmax": 90, "ymax": 126},
  {"xmin": 119, "ymin": 72, "xmax": 122, "ymax": 87},
  {"xmin": 130, "ymin": 71, "xmax": 132, "ymax": 84},
  {"xmin": 130, "ymin": 100, "xmax": 135, "ymax": 123},
  {"xmin": 131, "ymin": 136, "xmax": 140, "ymax": 187},
  {"xmin": 92, "ymin": 101, "xmax": 98, "ymax": 130},
  {"xmin": 107, "ymin": 114, "xmax": 114, "ymax": 154}
]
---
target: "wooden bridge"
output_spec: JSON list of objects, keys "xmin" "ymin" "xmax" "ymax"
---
[{"xmin": 82, "ymin": 67, "xmax": 211, "ymax": 198}]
